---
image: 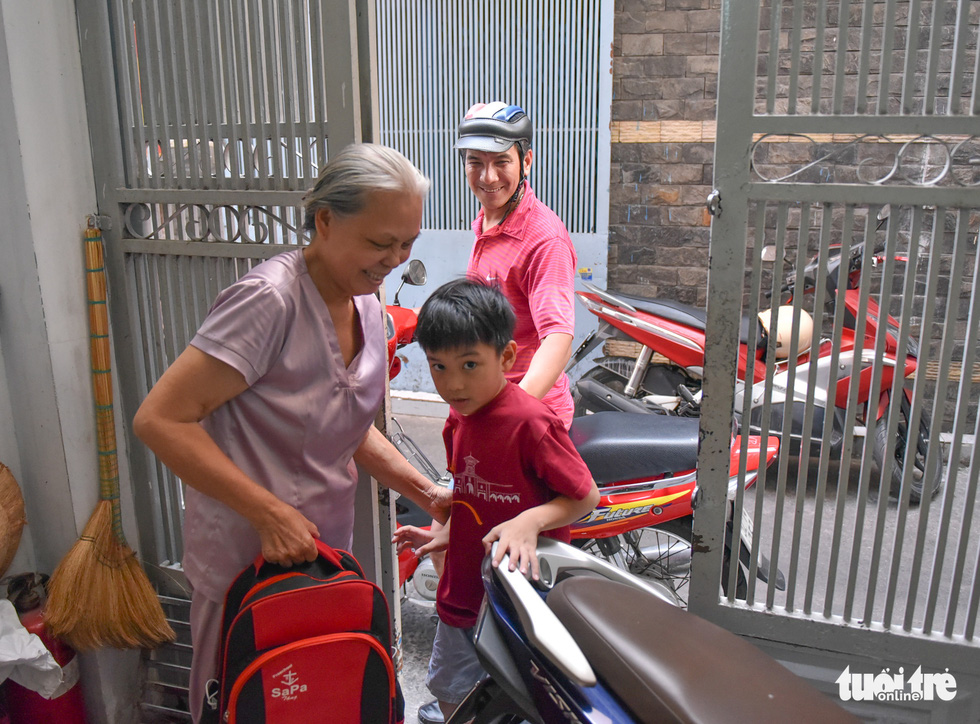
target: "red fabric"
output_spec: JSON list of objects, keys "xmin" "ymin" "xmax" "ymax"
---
[
  {"xmin": 227, "ymin": 635, "xmax": 393, "ymax": 723},
  {"xmin": 436, "ymin": 383, "xmax": 593, "ymax": 628},
  {"xmin": 468, "ymin": 184, "xmax": 577, "ymax": 425},
  {"xmin": 249, "ymin": 582, "xmax": 378, "ymax": 650}
]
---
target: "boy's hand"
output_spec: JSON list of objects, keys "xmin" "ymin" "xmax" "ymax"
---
[
  {"xmin": 392, "ymin": 523, "xmax": 449, "ymax": 558},
  {"xmin": 482, "ymin": 511, "xmax": 543, "ymax": 580}
]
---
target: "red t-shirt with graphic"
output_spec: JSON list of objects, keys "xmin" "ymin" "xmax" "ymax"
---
[
  {"xmin": 436, "ymin": 382, "xmax": 594, "ymax": 628},
  {"xmin": 468, "ymin": 184, "xmax": 577, "ymax": 426}
]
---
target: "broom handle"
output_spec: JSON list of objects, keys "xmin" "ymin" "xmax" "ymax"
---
[{"xmin": 85, "ymin": 223, "xmax": 125, "ymax": 544}]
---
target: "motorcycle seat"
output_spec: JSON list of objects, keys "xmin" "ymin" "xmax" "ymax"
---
[
  {"xmin": 615, "ymin": 292, "xmax": 762, "ymax": 346},
  {"xmin": 547, "ymin": 576, "xmax": 859, "ymax": 724},
  {"xmin": 569, "ymin": 412, "xmax": 699, "ymax": 484}
]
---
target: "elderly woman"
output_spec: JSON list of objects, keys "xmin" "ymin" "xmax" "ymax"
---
[{"xmin": 133, "ymin": 143, "xmax": 450, "ymax": 723}]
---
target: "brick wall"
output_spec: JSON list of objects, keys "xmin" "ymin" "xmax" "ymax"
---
[
  {"xmin": 607, "ymin": 1, "xmax": 977, "ymax": 300},
  {"xmin": 609, "ymin": 0, "xmax": 722, "ymax": 306}
]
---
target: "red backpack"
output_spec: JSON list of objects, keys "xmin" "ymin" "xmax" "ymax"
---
[{"xmin": 206, "ymin": 539, "xmax": 404, "ymax": 723}]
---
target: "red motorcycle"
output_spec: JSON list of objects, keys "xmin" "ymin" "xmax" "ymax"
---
[
  {"xmin": 385, "ymin": 263, "xmax": 782, "ymax": 607},
  {"xmin": 569, "ymin": 230, "xmax": 942, "ymax": 503}
]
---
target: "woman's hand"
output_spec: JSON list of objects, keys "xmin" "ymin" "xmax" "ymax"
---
[
  {"xmin": 426, "ymin": 484, "xmax": 453, "ymax": 524},
  {"xmin": 253, "ymin": 498, "xmax": 321, "ymax": 567}
]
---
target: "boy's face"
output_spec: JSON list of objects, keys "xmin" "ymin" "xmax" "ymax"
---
[{"xmin": 425, "ymin": 340, "xmax": 517, "ymax": 416}]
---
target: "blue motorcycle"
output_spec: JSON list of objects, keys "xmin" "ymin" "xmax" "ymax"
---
[{"xmin": 449, "ymin": 537, "xmax": 858, "ymax": 724}]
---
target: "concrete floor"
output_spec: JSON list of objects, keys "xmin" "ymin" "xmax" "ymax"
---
[{"xmin": 399, "ymin": 598, "xmax": 440, "ymax": 724}]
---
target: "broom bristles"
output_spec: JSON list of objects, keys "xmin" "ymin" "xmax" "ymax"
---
[
  {"xmin": 0, "ymin": 463, "xmax": 27, "ymax": 578},
  {"xmin": 45, "ymin": 500, "xmax": 176, "ymax": 651}
]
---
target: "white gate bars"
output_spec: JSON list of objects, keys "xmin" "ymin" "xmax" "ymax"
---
[
  {"xmin": 700, "ymin": 0, "xmax": 979, "ymax": 716},
  {"xmin": 376, "ymin": 0, "xmax": 605, "ymax": 234}
]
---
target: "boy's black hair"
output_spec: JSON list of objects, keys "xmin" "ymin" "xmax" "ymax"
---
[{"xmin": 415, "ymin": 277, "xmax": 515, "ymax": 354}]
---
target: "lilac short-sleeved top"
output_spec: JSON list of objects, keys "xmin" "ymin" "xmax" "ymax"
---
[{"xmin": 181, "ymin": 250, "xmax": 386, "ymax": 601}]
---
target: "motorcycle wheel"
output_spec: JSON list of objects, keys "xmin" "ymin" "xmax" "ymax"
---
[
  {"xmin": 873, "ymin": 397, "xmax": 943, "ymax": 504},
  {"xmin": 624, "ymin": 524, "xmax": 693, "ymax": 607},
  {"xmin": 639, "ymin": 518, "xmax": 749, "ymax": 605}
]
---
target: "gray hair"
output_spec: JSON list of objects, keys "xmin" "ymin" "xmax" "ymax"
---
[{"xmin": 302, "ymin": 143, "xmax": 430, "ymax": 232}]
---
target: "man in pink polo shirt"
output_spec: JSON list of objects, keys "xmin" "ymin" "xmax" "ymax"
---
[{"xmin": 456, "ymin": 101, "xmax": 577, "ymax": 427}]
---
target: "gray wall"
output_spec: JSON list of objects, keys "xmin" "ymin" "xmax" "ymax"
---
[{"xmin": 0, "ymin": 1, "xmax": 142, "ymax": 721}]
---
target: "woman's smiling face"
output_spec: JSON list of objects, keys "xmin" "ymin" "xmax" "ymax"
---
[{"xmin": 310, "ymin": 189, "xmax": 423, "ymax": 300}]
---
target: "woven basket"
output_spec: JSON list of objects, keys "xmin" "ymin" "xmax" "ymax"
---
[{"xmin": 0, "ymin": 462, "xmax": 27, "ymax": 578}]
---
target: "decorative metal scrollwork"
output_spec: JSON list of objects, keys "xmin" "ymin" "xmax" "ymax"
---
[
  {"xmin": 751, "ymin": 133, "xmax": 980, "ymax": 187},
  {"xmin": 122, "ymin": 202, "xmax": 309, "ymax": 245}
]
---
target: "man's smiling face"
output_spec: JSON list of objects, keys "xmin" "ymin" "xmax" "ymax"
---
[{"xmin": 463, "ymin": 146, "xmax": 530, "ymax": 215}]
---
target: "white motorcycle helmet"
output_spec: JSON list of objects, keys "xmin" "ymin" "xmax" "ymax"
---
[{"xmin": 758, "ymin": 306, "xmax": 814, "ymax": 358}]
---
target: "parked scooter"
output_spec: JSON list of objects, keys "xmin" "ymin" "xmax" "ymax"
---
[
  {"xmin": 568, "ymin": 410, "xmax": 782, "ymax": 605},
  {"xmin": 448, "ymin": 537, "xmax": 859, "ymax": 723},
  {"xmin": 393, "ymin": 411, "xmax": 782, "ymax": 607},
  {"xmin": 568, "ymin": 232, "xmax": 942, "ymax": 503},
  {"xmin": 384, "ymin": 262, "xmax": 783, "ymax": 606}
]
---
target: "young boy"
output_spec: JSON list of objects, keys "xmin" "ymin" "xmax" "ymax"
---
[{"xmin": 393, "ymin": 278, "xmax": 599, "ymax": 721}]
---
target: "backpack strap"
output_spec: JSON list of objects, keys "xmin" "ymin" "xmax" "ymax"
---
[{"xmin": 251, "ymin": 538, "xmax": 346, "ymax": 574}]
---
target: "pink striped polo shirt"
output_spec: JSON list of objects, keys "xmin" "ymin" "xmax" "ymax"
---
[{"xmin": 468, "ymin": 183, "xmax": 576, "ymax": 425}]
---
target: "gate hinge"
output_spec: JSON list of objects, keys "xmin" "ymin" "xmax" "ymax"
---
[
  {"xmin": 706, "ymin": 190, "xmax": 722, "ymax": 217},
  {"xmin": 87, "ymin": 214, "xmax": 112, "ymax": 231}
]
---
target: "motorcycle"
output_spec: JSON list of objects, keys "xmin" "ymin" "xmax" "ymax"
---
[
  {"xmin": 448, "ymin": 537, "xmax": 859, "ymax": 723},
  {"xmin": 568, "ymin": 225, "xmax": 943, "ymax": 503},
  {"xmin": 384, "ymin": 262, "xmax": 783, "ymax": 606}
]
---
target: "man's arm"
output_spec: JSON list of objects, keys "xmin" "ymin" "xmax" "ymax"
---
[{"xmin": 518, "ymin": 332, "xmax": 573, "ymax": 399}]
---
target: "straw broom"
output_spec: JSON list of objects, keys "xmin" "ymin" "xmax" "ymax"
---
[
  {"xmin": 44, "ymin": 221, "xmax": 175, "ymax": 651},
  {"xmin": 0, "ymin": 462, "xmax": 27, "ymax": 578}
]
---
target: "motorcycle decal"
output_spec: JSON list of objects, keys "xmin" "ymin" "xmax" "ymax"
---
[
  {"xmin": 529, "ymin": 660, "xmax": 585, "ymax": 723},
  {"xmin": 577, "ymin": 490, "xmax": 688, "ymax": 526}
]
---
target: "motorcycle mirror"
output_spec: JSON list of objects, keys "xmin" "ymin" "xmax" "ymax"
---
[
  {"xmin": 760, "ymin": 246, "xmax": 779, "ymax": 263},
  {"xmin": 403, "ymin": 259, "xmax": 427, "ymax": 286},
  {"xmin": 391, "ymin": 260, "xmax": 427, "ymax": 306}
]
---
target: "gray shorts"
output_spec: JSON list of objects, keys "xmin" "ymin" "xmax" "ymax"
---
[{"xmin": 424, "ymin": 620, "xmax": 486, "ymax": 705}]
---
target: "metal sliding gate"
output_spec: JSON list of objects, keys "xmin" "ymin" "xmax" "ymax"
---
[
  {"xmin": 695, "ymin": 0, "xmax": 980, "ymax": 719},
  {"xmin": 374, "ymin": 0, "xmax": 614, "ymax": 394},
  {"xmin": 75, "ymin": 0, "xmax": 373, "ymax": 716}
]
